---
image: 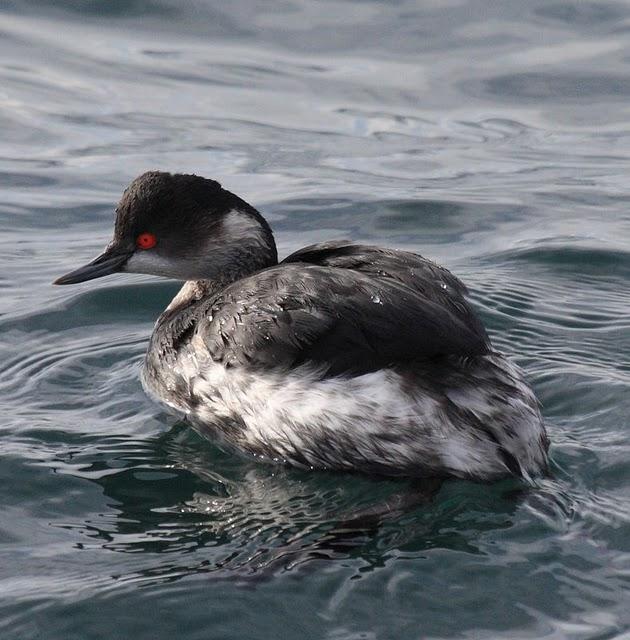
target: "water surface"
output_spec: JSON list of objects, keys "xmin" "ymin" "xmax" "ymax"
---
[{"xmin": 1, "ymin": 1, "xmax": 630, "ymax": 638}]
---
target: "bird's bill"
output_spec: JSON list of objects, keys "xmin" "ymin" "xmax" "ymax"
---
[{"xmin": 53, "ymin": 246, "xmax": 132, "ymax": 285}]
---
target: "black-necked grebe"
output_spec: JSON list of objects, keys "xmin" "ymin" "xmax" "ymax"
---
[{"xmin": 55, "ymin": 171, "xmax": 549, "ymax": 481}]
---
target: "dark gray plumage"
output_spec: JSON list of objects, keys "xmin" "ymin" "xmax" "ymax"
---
[{"xmin": 200, "ymin": 243, "xmax": 489, "ymax": 376}]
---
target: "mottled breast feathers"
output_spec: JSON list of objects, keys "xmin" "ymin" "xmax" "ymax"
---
[{"xmin": 195, "ymin": 242, "xmax": 489, "ymax": 377}]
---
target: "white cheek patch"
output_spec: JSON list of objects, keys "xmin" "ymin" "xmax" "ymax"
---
[
  {"xmin": 221, "ymin": 209, "xmax": 267, "ymax": 249},
  {"xmin": 124, "ymin": 250, "xmax": 179, "ymax": 277}
]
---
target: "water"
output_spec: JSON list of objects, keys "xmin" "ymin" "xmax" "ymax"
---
[{"xmin": 1, "ymin": 1, "xmax": 630, "ymax": 637}]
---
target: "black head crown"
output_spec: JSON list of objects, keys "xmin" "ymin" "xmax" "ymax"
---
[{"xmin": 54, "ymin": 171, "xmax": 277, "ymax": 285}]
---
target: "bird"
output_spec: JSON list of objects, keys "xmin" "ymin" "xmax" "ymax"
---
[{"xmin": 54, "ymin": 171, "xmax": 549, "ymax": 481}]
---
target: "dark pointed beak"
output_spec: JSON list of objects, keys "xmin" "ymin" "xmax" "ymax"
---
[{"xmin": 53, "ymin": 245, "xmax": 133, "ymax": 285}]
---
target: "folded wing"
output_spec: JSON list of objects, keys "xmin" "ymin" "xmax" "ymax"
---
[{"xmin": 200, "ymin": 243, "xmax": 489, "ymax": 376}]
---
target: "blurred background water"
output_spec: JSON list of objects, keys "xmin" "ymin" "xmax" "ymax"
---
[{"xmin": 1, "ymin": 1, "xmax": 630, "ymax": 638}]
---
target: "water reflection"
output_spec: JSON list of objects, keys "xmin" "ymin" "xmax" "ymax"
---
[{"xmin": 49, "ymin": 422, "xmax": 541, "ymax": 586}]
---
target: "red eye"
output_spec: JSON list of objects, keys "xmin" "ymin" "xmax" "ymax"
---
[{"xmin": 136, "ymin": 232, "xmax": 157, "ymax": 250}]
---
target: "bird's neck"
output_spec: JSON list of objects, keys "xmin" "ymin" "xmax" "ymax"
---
[{"xmin": 166, "ymin": 236, "xmax": 278, "ymax": 316}]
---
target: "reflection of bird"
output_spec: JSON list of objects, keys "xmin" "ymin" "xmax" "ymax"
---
[{"xmin": 55, "ymin": 171, "xmax": 548, "ymax": 481}]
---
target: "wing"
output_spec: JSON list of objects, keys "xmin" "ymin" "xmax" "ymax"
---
[
  {"xmin": 283, "ymin": 241, "xmax": 486, "ymax": 337},
  {"xmin": 198, "ymin": 244, "xmax": 489, "ymax": 376}
]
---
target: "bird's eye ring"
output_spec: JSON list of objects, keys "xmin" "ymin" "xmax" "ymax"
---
[{"xmin": 136, "ymin": 232, "xmax": 157, "ymax": 250}]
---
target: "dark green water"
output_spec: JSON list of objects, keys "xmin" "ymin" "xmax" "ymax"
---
[{"xmin": 2, "ymin": 1, "xmax": 630, "ymax": 638}]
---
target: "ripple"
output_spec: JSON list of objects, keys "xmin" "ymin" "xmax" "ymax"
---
[
  {"xmin": 14, "ymin": 0, "xmax": 179, "ymax": 19},
  {"xmin": 478, "ymin": 72, "xmax": 630, "ymax": 101},
  {"xmin": 535, "ymin": 2, "xmax": 626, "ymax": 25},
  {"xmin": 0, "ymin": 171, "xmax": 57, "ymax": 188},
  {"xmin": 2, "ymin": 1, "xmax": 630, "ymax": 638},
  {"xmin": 43, "ymin": 429, "xmax": 540, "ymax": 586},
  {"xmin": 484, "ymin": 243, "xmax": 630, "ymax": 275}
]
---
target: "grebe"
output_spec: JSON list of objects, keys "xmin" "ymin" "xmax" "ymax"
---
[{"xmin": 55, "ymin": 171, "xmax": 549, "ymax": 481}]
